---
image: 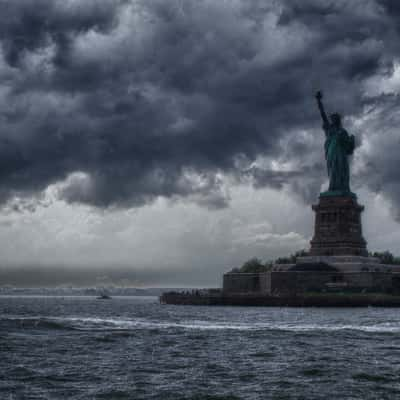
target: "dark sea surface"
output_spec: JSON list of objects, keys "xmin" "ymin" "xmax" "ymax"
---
[{"xmin": 1, "ymin": 296, "xmax": 400, "ymax": 400}]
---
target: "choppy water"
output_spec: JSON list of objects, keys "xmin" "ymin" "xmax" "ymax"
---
[{"xmin": 2, "ymin": 296, "xmax": 400, "ymax": 399}]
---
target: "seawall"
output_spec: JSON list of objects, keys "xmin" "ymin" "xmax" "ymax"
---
[{"xmin": 160, "ymin": 292, "xmax": 400, "ymax": 307}]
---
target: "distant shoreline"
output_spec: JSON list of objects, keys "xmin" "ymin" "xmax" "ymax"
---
[
  {"xmin": 0, "ymin": 287, "xmax": 188, "ymax": 297},
  {"xmin": 0, "ymin": 293, "xmax": 159, "ymax": 296}
]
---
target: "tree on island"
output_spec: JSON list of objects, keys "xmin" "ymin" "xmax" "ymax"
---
[
  {"xmin": 275, "ymin": 249, "xmax": 309, "ymax": 265},
  {"xmin": 370, "ymin": 251, "xmax": 400, "ymax": 265},
  {"xmin": 231, "ymin": 250, "xmax": 309, "ymax": 273},
  {"xmin": 230, "ymin": 258, "xmax": 273, "ymax": 273},
  {"xmin": 230, "ymin": 250, "xmax": 400, "ymax": 273}
]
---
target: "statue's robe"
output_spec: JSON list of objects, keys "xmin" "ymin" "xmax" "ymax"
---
[{"xmin": 323, "ymin": 123, "xmax": 355, "ymax": 193}]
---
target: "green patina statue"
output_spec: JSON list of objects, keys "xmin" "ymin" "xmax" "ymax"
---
[{"xmin": 315, "ymin": 91, "xmax": 355, "ymax": 197}]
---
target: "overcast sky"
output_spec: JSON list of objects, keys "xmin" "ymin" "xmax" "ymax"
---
[{"xmin": 1, "ymin": 0, "xmax": 400, "ymax": 287}]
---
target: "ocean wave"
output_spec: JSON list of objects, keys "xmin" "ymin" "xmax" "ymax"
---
[
  {"xmin": 0, "ymin": 317, "xmax": 77, "ymax": 331},
  {"xmin": 2, "ymin": 315, "xmax": 400, "ymax": 333}
]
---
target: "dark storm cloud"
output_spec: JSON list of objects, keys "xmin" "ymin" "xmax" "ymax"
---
[
  {"xmin": 0, "ymin": 0, "xmax": 399, "ymax": 210},
  {"xmin": 0, "ymin": 0, "xmax": 122, "ymax": 67},
  {"xmin": 353, "ymin": 93, "xmax": 400, "ymax": 220}
]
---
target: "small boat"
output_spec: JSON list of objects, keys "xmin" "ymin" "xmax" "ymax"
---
[{"xmin": 96, "ymin": 293, "xmax": 112, "ymax": 300}]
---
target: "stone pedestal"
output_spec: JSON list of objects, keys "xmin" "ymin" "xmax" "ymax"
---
[{"xmin": 310, "ymin": 195, "xmax": 368, "ymax": 256}]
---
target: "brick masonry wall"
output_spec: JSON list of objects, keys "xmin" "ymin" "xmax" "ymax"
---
[
  {"xmin": 270, "ymin": 271, "xmax": 395, "ymax": 294},
  {"xmin": 223, "ymin": 273, "xmax": 262, "ymax": 293},
  {"xmin": 223, "ymin": 271, "xmax": 399, "ymax": 294}
]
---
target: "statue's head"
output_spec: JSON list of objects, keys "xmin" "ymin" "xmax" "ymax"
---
[{"xmin": 330, "ymin": 112, "xmax": 341, "ymax": 127}]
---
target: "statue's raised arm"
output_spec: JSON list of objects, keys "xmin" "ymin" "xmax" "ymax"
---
[{"xmin": 315, "ymin": 91, "xmax": 329, "ymax": 126}]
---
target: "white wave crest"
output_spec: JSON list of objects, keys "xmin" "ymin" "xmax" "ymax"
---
[{"xmin": 3, "ymin": 315, "xmax": 400, "ymax": 333}]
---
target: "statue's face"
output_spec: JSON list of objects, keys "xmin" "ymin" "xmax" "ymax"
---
[{"xmin": 330, "ymin": 114, "xmax": 341, "ymax": 127}]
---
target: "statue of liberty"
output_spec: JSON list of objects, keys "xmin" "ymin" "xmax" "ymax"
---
[{"xmin": 315, "ymin": 91, "xmax": 355, "ymax": 196}]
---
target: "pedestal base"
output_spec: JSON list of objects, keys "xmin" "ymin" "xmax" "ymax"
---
[{"xmin": 310, "ymin": 195, "xmax": 368, "ymax": 257}]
